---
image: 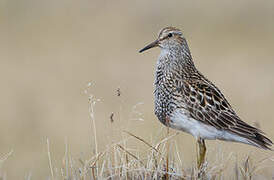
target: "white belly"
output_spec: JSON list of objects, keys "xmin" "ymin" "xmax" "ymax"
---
[{"xmin": 169, "ymin": 109, "xmax": 250, "ymax": 144}]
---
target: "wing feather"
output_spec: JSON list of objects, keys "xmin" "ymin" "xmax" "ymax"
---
[{"xmin": 177, "ymin": 77, "xmax": 272, "ymax": 149}]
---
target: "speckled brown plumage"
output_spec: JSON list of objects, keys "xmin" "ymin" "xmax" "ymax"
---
[{"xmin": 140, "ymin": 27, "xmax": 272, "ymax": 150}]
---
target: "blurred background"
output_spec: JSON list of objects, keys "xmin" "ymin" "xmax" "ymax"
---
[{"xmin": 1, "ymin": 0, "xmax": 274, "ymax": 178}]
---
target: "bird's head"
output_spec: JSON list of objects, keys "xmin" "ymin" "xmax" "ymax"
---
[{"xmin": 139, "ymin": 27, "xmax": 185, "ymax": 53}]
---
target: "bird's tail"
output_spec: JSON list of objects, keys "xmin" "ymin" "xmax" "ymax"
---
[
  {"xmin": 229, "ymin": 119, "xmax": 273, "ymax": 150},
  {"xmin": 246, "ymin": 131, "xmax": 273, "ymax": 150},
  {"xmin": 231, "ymin": 126, "xmax": 273, "ymax": 150}
]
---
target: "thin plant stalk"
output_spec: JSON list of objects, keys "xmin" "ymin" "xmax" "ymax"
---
[
  {"xmin": 88, "ymin": 94, "xmax": 99, "ymax": 178},
  {"xmin": 47, "ymin": 138, "xmax": 54, "ymax": 180}
]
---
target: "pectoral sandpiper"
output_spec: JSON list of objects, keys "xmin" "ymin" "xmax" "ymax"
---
[{"xmin": 139, "ymin": 27, "xmax": 273, "ymax": 169}]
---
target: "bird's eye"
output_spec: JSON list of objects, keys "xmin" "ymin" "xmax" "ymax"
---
[{"xmin": 168, "ymin": 33, "xmax": 173, "ymax": 37}]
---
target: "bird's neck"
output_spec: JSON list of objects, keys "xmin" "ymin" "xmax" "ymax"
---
[{"xmin": 157, "ymin": 45, "xmax": 196, "ymax": 74}]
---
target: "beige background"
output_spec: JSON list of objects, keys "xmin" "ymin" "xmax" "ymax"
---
[{"xmin": 1, "ymin": 0, "xmax": 274, "ymax": 179}]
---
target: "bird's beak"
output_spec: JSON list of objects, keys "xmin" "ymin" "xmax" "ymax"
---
[{"xmin": 139, "ymin": 39, "xmax": 159, "ymax": 53}]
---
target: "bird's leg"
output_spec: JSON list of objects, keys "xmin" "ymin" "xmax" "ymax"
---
[{"xmin": 197, "ymin": 138, "xmax": 206, "ymax": 169}]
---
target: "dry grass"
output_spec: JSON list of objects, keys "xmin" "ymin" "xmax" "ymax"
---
[
  {"xmin": 2, "ymin": 84, "xmax": 271, "ymax": 180},
  {"xmin": 40, "ymin": 127, "xmax": 273, "ymax": 179}
]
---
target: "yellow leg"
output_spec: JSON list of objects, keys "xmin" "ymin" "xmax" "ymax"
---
[{"xmin": 197, "ymin": 138, "xmax": 206, "ymax": 169}]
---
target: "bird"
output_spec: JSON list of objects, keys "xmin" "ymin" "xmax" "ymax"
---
[{"xmin": 139, "ymin": 26, "xmax": 273, "ymax": 169}]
